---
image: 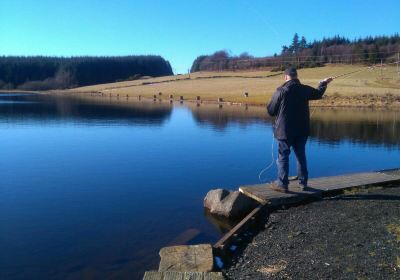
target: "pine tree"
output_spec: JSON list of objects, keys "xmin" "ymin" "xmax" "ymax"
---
[
  {"xmin": 299, "ymin": 36, "xmax": 307, "ymax": 51},
  {"xmin": 291, "ymin": 33, "xmax": 300, "ymax": 54}
]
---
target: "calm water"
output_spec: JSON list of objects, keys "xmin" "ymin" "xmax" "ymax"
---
[{"xmin": 0, "ymin": 93, "xmax": 399, "ymax": 280}]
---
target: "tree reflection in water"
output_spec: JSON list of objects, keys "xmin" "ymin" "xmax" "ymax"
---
[{"xmin": 189, "ymin": 103, "xmax": 400, "ymax": 147}]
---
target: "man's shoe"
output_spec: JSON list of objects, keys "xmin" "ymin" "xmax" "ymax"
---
[
  {"xmin": 298, "ymin": 183, "xmax": 309, "ymax": 191},
  {"xmin": 270, "ymin": 183, "xmax": 289, "ymax": 193}
]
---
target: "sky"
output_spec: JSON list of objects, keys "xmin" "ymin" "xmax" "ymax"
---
[{"xmin": 1, "ymin": 0, "xmax": 399, "ymax": 73}]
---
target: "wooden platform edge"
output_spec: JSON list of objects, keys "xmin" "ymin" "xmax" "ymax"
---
[
  {"xmin": 238, "ymin": 187, "xmax": 267, "ymax": 204},
  {"xmin": 240, "ymin": 171, "xmax": 400, "ymax": 205},
  {"xmin": 213, "ymin": 204, "xmax": 265, "ymax": 250},
  {"xmin": 215, "ymin": 169, "xmax": 400, "ymax": 252}
]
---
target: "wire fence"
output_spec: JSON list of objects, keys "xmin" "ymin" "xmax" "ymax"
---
[{"xmin": 196, "ymin": 51, "xmax": 400, "ymax": 73}]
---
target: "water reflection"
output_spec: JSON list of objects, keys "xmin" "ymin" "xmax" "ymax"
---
[
  {"xmin": 309, "ymin": 109, "xmax": 400, "ymax": 146},
  {"xmin": 3, "ymin": 94, "xmax": 398, "ymax": 148},
  {"xmin": 0, "ymin": 93, "xmax": 172, "ymax": 125},
  {"xmin": 190, "ymin": 103, "xmax": 268, "ymax": 130},
  {"xmin": 203, "ymin": 210, "xmax": 240, "ymax": 234},
  {"xmin": 188, "ymin": 103, "xmax": 400, "ymax": 147}
]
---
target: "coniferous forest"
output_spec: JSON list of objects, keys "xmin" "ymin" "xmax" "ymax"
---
[
  {"xmin": 2, "ymin": 34, "xmax": 399, "ymax": 90},
  {"xmin": 191, "ymin": 34, "xmax": 400, "ymax": 72},
  {"xmin": 0, "ymin": 56, "xmax": 173, "ymax": 90}
]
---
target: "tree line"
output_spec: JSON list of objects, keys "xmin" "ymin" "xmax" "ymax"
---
[
  {"xmin": 190, "ymin": 34, "xmax": 400, "ymax": 72},
  {"xmin": 0, "ymin": 55, "xmax": 173, "ymax": 90}
]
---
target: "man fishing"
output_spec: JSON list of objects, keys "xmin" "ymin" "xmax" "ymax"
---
[{"xmin": 267, "ymin": 67, "xmax": 333, "ymax": 193}]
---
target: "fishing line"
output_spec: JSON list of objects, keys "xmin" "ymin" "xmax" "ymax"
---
[
  {"xmin": 257, "ymin": 60, "xmax": 400, "ymax": 182},
  {"xmin": 258, "ymin": 132, "xmax": 275, "ymax": 182}
]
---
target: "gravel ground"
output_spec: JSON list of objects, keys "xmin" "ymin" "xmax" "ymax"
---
[{"xmin": 223, "ymin": 185, "xmax": 400, "ymax": 280}]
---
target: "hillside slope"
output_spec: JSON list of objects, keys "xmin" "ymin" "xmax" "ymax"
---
[{"xmin": 66, "ymin": 65, "xmax": 400, "ymax": 107}]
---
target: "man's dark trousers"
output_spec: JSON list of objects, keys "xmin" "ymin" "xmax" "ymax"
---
[{"xmin": 276, "ymin": 136, "xmax": 308, "ymax": 188}]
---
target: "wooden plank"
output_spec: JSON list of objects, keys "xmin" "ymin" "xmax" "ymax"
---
[
  {"xmin": 143, "ymin": 271, "xmax": 226, "ymax": 280},
  {"xmin": 380, "ymin": 168, "xmax": 400, "ymax": 176},
  {"xmin": 164, "ymin": 271, "xmax": 184, "ymax": 280},
  {"xmin": 239, "ymin": 171, "xmax": 400, "ymax": 205},
  {"xmin": 143, "ymin": 271, "xmax": 163, "ymax": 280},
  {"xmin": 309, "ymin": 172, "xmax": 400, "ymax": 191},
  {"xmin": 183, "ymin": 272, "xmax": 203, "ymax": 280},
  {"xmin": 239, "ymin": 184, "xmax": 269, "ymax": 204},
  {"xmin": 213, "ymin": 204, "xmax": 264, "ymax": 250},
  {"xmin": 203, "ymin": 272, "xmax": 225, "ymax": 280},
  {"xmin": 240, "ymin": 184, "xmax": 322, "ymax": 205}
]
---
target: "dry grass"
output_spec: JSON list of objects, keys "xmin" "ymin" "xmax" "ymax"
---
[
  {"xmin": 63, "ymin": 65, "xmax": 400, "ymax": 106},
  {"xmin": 257, "ymin": 260, "xmax": 288, "ymax": 275}
]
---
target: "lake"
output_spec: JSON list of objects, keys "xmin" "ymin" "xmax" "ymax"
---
[{"xmin": 0, "ymin": 93, "xmax": 399, "ymax": 280}]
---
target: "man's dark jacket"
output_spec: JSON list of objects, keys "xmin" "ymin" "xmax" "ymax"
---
[{"xmin": 267, "ymin": 79, "xmax": 328, "ymax": 140}]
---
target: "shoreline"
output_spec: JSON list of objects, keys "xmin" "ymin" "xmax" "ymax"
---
[
  {"xmin": 0, "ymin": 90, "xmax": 40, "ymax": 94},
  {"xmin": 222, "ymin": 184, "xmax": 400, "ymax": 279},
  {"xmin": 53, "ymin": 90, "xmax": 400, "ymax": 108},
  {"xmin": 2, "ymin": 88, "xmax": 400, "ymax": 108}
]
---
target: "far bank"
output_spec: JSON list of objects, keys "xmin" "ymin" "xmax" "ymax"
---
[{"xmin": 61, "ymin": 65, "xmax": 400, "ymax": 108}]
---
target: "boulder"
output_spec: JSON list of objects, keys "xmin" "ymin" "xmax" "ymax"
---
[
  {"xmin": 159, "ymin": 244, "xmax": 214, "ymax": 272},
  {"xmin": 204, "ymin": 189, "xmax": 258, "ymax": 219},
  {"xmin": 204, "ymin": 189, "xmax": 230, "ymax": 210}
]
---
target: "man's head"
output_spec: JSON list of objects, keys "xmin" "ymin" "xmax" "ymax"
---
[{"xmin": 284, "ymin": 67, "xmax": 298, "ymax": 81}]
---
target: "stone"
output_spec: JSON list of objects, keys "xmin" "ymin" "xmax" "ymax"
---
[
  {"xmin": 142, "ymin": 271, "xmax": 225, "ymax": 280},
  {"xmin": 204, "ymin": 189, "xmax": 230, "ymax": 210},
  {"xmin": 204, "ymin": 189, "xmax": 258, "ymax": 219},
  {"xmin": 159, "ymin": 244, "xmax": 214, "ymax": 272}
]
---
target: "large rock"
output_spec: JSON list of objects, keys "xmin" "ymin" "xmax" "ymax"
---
[
  {"xmin": 204, "ymin": 189, "xmax": 230, "ymax": 210},
  {"xmin": 159, "ymin": 244, "xmax": 214, "ymax": 272},
  {"xmin": 204, "ymin": 189, "xmax": 258, "ymax": 219}
]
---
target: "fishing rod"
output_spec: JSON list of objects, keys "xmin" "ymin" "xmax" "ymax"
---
[
  {"xmin": 331, "ymin": 68, "xmax": 366, "ymax": 79},
  {"xmin": 332, "ymin": 60, "xmax": 400, "ymax": 80}
]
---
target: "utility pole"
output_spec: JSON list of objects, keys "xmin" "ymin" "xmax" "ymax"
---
[
  {"xmin": 397, "ymin": 52, "xmax": 399, "ymax": 76},
  {"xmin": 381, "ymin": 59, "xmax": 383, "ymax": 80}
]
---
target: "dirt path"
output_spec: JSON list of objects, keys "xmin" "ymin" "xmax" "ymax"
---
[{"xmin": 223, "ymin": 186, "xmax": 400, "ymax": 279}]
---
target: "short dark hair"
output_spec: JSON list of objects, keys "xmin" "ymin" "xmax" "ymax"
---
[{"xmin": 284, "ymin": 67, "xmax": 297, "ymax": 78}]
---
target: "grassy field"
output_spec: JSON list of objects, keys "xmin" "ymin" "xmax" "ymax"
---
[{"xmin": 65, "ymin": 65, "xmax": 400, "ymax": 107}]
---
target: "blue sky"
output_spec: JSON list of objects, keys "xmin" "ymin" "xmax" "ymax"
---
[{"xmin": 1, "ymin": 0, "xmax": 399, "ymax": 73}]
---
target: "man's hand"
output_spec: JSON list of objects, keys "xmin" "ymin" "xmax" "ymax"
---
[{"xmin": 323, "ymin": 77, "xmax": 334, "ymax": 84}]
